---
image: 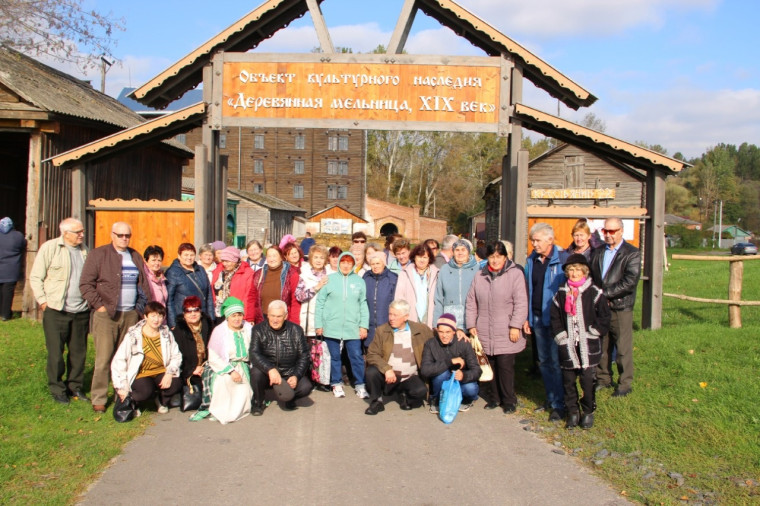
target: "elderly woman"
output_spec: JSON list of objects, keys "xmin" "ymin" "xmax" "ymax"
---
[
  {"xmin": 198, "ymin": 243, "xmax": 217, "ymax": 284},
  {"xmin": 143, "ymin": 245, "xmax": 168, "ymax": 308},
  {"xmin": 211, "ymin": 246, "xmax": 256, "ymax": 324},
  {"xmin": 246, "ymin": 240, "xmax": 265, "ymax": 272},
  {"xmin": 466, "ymin": 241, "xmax": 528, "ymax": 414},
  {"xmin": 189, "ymin": 297, "xmax": 253, "ymax": 424},
  {"xmin": 295, "ymin": 245, "xmax": 329, "ymax": 336},
  {"xmin": 111, "ymin": 302, "xmax": 182, "ymax": 416},
  {"xmin": 315, "ymin": 252, "xmax": 369, "ymax": 399},
  {"xmin": 566, "ymin": 219, "xmax": 595, "ymax": 260},
  {"xmin": 550, "ymin": 254, "xmax": 610, "ymax": 429},
  {"xmin": 433, "ymin": 239, "xmax": 479, "ymax": 334},
  {"xmin": 172, "ymin": 295, "xmax": 213, "ymax": 402},
  {"xmin": 395, "ymin": 243, "xmax": 439, "ymax": 328},
  {"xmin": 387, "ymin": 238, "xmax": 411, "ymax": 275},
  {"xmin": 252, "ymin": 246, "xmax": 299, "ymax": 324},
  {"xmin": 363, "ymin": 252, "xmax": 398, "ymax": 349},
  {"xmin": 166, "ymin": 243, "xmax": 214, "ymax": 329}
]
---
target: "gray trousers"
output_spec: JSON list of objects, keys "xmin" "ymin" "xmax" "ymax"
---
[{"xmin": 596, "ymin": 309, "xmax": 634, "ymax": 391}]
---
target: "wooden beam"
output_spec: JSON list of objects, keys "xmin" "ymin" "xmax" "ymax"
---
[
  {"xmin": 307, "ymin": 0, "xmax": 335, "ymax": 53},
  {"xmin": 194, "ymin": 144, "xmax": 210, "ymax": 244},
  {"xmin": 671, "ymin": 254, "xmax": 760, "ymax": 261},
  {"xmin": 728, "ymin": 260, "xmax": 743, "ymax": 328},
  {"xmin": 71, "ymin": 164, "xmax": 86, "ymax": 222},
  {"xmin": 22, "ymin": 133, "xmax": 42, "ymax": 319},
  {"xmin": 642, "ymin": 169, "xmax": 666, "ymax": 329},
  {"xmin": 513, "ymin": 149, "xmax": 529, "ymax": 266},
  {"xmin": 387, "ymin": 0, "xmax": 417, "ymax": 54}
]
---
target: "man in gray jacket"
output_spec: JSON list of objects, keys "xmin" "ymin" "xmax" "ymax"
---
[
  {"xmin": 30, "ymin": 218, "xmax": 89, "ymax": 405},
  {"xmin": 80, "ymin": 222, "xmax": 150, "ymax": 412}
]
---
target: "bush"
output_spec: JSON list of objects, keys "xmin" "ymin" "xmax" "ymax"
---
[{"xmin": 666, "ymin": 225, "xmax": 707, "ymax": 249}]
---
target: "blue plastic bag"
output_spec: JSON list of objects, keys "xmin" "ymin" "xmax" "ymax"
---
[{"xmin": 439, "ymin": 371, "xmax": 462, "ymax": 424}]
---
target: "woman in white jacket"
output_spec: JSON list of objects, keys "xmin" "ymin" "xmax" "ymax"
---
[{"xmin": 111, "ymin": 302, "xmax": 182, "ymax": 416}]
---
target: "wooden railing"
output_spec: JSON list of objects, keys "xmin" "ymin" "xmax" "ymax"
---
[{"xmin": 664, "ymin": 254, "xmax": 760, "ymax": 328}]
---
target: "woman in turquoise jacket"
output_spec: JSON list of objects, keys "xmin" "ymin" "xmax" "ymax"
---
[{"xmin": 315, "ymin": 252, "xmax": 369, "ymax": 399}]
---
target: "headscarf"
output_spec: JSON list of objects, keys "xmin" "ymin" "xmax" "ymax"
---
[
  {"xmin": 222, "ymin": 296, "xmax": 244, "ymax": 318},
  {"xmin": 219, "ymin": 246, "xmax": 241, "ymax": 262}
]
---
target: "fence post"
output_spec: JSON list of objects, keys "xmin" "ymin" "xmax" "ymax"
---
[{"xmin": 728, "ymin": 259, "xmax": 743, "ymax": 328}]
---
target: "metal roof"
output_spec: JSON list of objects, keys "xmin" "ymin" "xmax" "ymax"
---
[
  {"xmin": 227, "ymin": 188, "xmax": 307, "ymax": 213},
  {"xmin": 131, "ymin": 0, "xmax": 594, "ymax": 110}
]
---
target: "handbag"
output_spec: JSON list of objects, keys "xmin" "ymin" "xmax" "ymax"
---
[
  {"xmin": 113, "ymin": 394, "xmax": 137, "ymax": 423},
  {"xmin": 318, "ymin": 339, "xmax": 331, "ymax": 385},
  {"xmin": 180, "ymin": 378, "xmax": 202, "ymax": 412},
  {"xmin": 439, "ymin": 371, "xmax": 463, "ymax": 424},
  {"xmin": 470, "ymin": 335, "xmax": 494, "ymax": 382}
]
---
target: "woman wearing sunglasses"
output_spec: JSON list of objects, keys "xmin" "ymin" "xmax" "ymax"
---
[{"xmin": 172, "ymin": 295, "xmax": 214, "ymax": 405}]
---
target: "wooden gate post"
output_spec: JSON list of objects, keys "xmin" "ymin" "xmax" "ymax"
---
[{"xmin": 728, "ymin": 259, "xmax": 743, "ymax": 328}]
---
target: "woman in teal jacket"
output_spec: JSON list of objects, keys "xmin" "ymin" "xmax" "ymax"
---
[{"xmin": 315, "ymin": 252, "xmax": 369, "ymax": 399}]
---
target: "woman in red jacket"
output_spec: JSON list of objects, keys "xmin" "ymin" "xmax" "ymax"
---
[{"xmin": 211, "ymin": 246, "xmax": 256, "ymax": 324}]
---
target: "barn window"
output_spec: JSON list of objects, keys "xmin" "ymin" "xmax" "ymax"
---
[
  {"xmin": 254, "ymin": 159, "xmax": 264, "ymax": 174},
  {"xmin": 295, "ymin": 134, "xmax": 305, "ymax": 150},
  {"xmin": 254, "ymin": 134, "xmax": 265, "ymax": 149},
  {"xmin": 563, "ymin": 155, "xmax": 585, "ymax": 188},
  {"xmin": 338, "ymin": 136, "xmax": 348, "ymax": 150},
  {"xmin": 294, "ymin": 160, "xmax": 304, "ymax": 174},
  {"xmin": 293, "ymin": 184, "xmax": 304, "ymax": 199},
  {"xmin": 327, "ymin": 185, "xmax": 347, "ymax": 199},
  {"xmin": 253, "ymin": 183, "xmax": 264, "ymax": 194},
  {"xmin": 328, "ymin": 135, "xmax": 338, "ymax": 151}
]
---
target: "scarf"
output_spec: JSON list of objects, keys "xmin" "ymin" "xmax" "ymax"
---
[
  {"xmin": 565, "ymin": 277, "xmax": 587, "ymax": 316},
  {"xmin": 214, "ymin": 263, "xmax": 241, "ymax": 317}
]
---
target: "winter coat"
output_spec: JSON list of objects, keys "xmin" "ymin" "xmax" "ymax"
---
[
  {"xmin": 465, "ymin": 261, "xmax": 528, "ymax": 356},
  {"xmin": 166, "ymin": 259, "xmax": 214, "ymax": 328},
  {"xmin": 80, "ymin": 245, "xmax": 150, "ymax": 317},
  {"xmin": 420, "ymin": 331, "xmax": 481, "ymax": 384},
  {"xmin": 110, "ymin": 319, "xmax": 182, "ymax": 393},
  {"xmin": 211, "ymin": 261, "xmax": 257, "ymax": 323},
  {"xmin": 295, "ymin": 265, "xmax": 327, "ymax": 336},
  {"xmin": 589, "ymin": 240, "xmax": 641, "ymax": 311},
  {"xmin": 251, "ymin": 262, "xmax": 299, "ymax": 325},
  {"xmin": 366, "ymin": 320, "xmax": 433, "ymax": 375},
  {"xmin": 394, "ymin": 262, "xmax": 439, "ymax": 328},
  {"xmin": 550, "ymin": 279, "xmax": 611, "ymax": 370},
  {"xmin": 433, "ymin": 255, "xmax": 479, "ymax": 328},
  {"xmin": 249, "ymin": 320, "xmax": 310, "ymax": 379},
  {"xmin": 0, "ymin": 227, "xmax": 26, "ymax": 283},
  {"xmin": 362, "ymin": 267, "xmax": 398, "ymax": 347},
  {"xmin": 314, "ymin": 252, "xmax": 369, "ymax": 340},
  {"xmin": 172, "ymin": 312, "xmax": 213, "ymax": 381},
  {"xmin": 524, "ymin": 245, "xmax": 568, "ymax": 327}
]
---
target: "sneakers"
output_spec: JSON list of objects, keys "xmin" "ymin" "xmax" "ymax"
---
[
  {"xmin": 189, "ymin": 410, "xmax": 210, "ymax": 422},
  {"xmin": 355, "ymin": 386, "xmax": 369, "ymax": 399},
  {"xmin": 429, "ymin": 402, "xmax": 439, "ymax": 414},
  {"xmin": 155, "ymin": 397, "xmax": 169, "ymax": 414},
  {"xmin": 135, "ymin": 409, "xmax": 142, "ymax": 418},
  {"xmin": 332, "ymin": 385, "xmax": 346, "ymax": 398},
  {"xmin": 458, "ymin": 402, "xmax": 473, "ymax": 412}
]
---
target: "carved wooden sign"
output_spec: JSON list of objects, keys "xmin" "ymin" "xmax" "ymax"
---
[
  {"xmin": 215, "ymin": 53, "xmax": 508, "ymax": 132},
  {"xmin": 530, "ymin": 188, "xmax": 616, "ymax": 199}
]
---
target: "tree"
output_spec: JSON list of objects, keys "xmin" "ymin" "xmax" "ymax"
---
[
  {"xmin": 580, "ymin": 112, "xmax": 606, "ymax": 133},
  {"xmin": 0, "ymin": 0, "xmax": 124, "ymax": 70}
]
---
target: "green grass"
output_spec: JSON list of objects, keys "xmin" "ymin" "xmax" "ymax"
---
[
  {"xmin": 516, "ymin": 252, "xmax": 760, "ymax": 504},
  {"xmin": 0, "ymin": 319, "xmax": 152, "ymax": 505}
]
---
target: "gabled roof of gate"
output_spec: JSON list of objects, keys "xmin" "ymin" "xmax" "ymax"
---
[{"xmin": 131, "ymin": 0, "xmax": 595, "ymax": 110}]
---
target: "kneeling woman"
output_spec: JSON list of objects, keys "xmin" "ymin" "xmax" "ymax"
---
[
  {"xmin": 190, "ymin": 297, "xmax": 253, "ymax": 424},
  {"xmin": 111, "ymin": 302, "xmax": 182, "ymax": 415}
]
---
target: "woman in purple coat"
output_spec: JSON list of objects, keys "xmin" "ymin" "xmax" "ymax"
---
[{"xmin": 465, "ymin": 241, "xmax": 528, "ymax": 414}]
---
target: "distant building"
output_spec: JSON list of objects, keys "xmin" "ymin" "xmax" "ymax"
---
[{"xmin": 365, "ymin": 196, "xmax": 447, "ymax": 242}]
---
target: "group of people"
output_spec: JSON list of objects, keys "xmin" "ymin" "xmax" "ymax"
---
[{"xmin": 31, "ymin": 217, "xmax": 640, "ymax": 428}]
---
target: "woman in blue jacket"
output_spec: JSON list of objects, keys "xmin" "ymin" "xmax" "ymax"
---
[
  {"xmin": 166, "ymin": 243, "xmax": 214, "ymax": 328},
  {"xmin": 362, "ymin": 252, "xmax": 398, "ymax": 350}
]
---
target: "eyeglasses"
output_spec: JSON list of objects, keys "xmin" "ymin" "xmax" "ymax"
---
[
  {"xmin": 112, "ymin": 232, "xmax": 132, "ymax": 239},
  {"xmin": 184, "ymin": 308, "xmax": 201, "ymax": 313},
  {"xmin": 602, "ymin": 228, "xmax": 620, "ymax": 235},
  {"xmin": 66, "ymin": 229, "xmax": 85, "ymax": 235},
  {"xmin": 353, "ymin": 239, "xmax": 366, "ymax": 244}
]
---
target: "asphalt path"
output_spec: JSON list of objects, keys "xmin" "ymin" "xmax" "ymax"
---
[{"xmin": 78, "ymin": 390, "xmax": 629, "ymax": 505}]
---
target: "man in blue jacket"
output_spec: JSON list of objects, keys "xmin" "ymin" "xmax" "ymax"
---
[{"xmin": 523, "ymin": 223, "xmax": 568, "ymax": 422}]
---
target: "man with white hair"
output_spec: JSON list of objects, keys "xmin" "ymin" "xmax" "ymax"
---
[
  {"xmin": 434, "ymin": 234, "xmax": 459, "ymax": 269},
  {"xmin": 590, "ymin": 217, "xmax": 641, "ymax": 397},
  {"xmin": 249, "ymin": 300, "xmax": 313, "ymax": 415},
  {"xmin": 523, "ymin": 222, "xmax": 568, "ymax": 422},
  {"xmin": 30, "ymin": 218, "xmax": 90, "ymax": 405},
  {"xmin": 363, "ymin": 299, "xmax": 433, "ymax": 415}
]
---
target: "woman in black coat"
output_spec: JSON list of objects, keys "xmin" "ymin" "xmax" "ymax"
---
[
  {"xmin": 362, "ymin": 252, "xmax": 398, "ymax": 350},
  {"xmin": 172, "ymin": 295, "xmax": 213, "ymax": 392},
  {"xmin": 166, "ymin": 243, "xmax": 214, "ymax": 328}
]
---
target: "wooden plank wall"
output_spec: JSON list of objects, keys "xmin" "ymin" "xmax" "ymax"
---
[
  {"xmin": 310, "ymin": 205, "xmax": 365, "ymax": 222},
  {"xmin": 94, "ymin": 209, "xmax": 194, "ymax": 267},
  {"xmin": 526, "ymin": 217, "xmax": 641, "ymax": 256}
]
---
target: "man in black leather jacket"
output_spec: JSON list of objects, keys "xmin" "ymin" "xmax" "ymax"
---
[
  {"xmin": 589, "ymin": 218, "xmax": 641, "ymax": 397},
  {"xmin": 249, "ymin": 300, "xmax": 312, "ymax": 414}
]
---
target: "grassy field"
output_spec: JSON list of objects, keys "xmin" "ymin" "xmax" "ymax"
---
[
  {"xmin": 0, "ymin": 319, "xmax": 151, "ymax": 505},
  {"xmin": 516, "ymin": 250, "xmax": 760, "ymax": 504},
  {"xmin": 1, "ymin": 252, "xmax": 758, "ymax": 504}
]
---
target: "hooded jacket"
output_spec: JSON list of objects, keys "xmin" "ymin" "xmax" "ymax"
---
[
  {"xmin": 314, "ymin": 252, "xmax": 369, "ymax": 340},
  {"xmin": 433, "ymin": 255, "xmax": 479, "ymax": 328},
  {"xmin": 362, "ymin": 267, "xmax": 398, "ymax": 346}
]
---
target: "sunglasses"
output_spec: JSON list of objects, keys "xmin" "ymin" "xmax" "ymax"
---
[
  {"xmin": 184, "ymin": 308, "xmax": 201, "ymax": 313},
  {"xmin": 112, "ymin": 232, "xmax": 132, "ymax": 239},
  {"xmin": 602, "ymin": 228, "xmax": 620, "ymax": 235},
  {"xmin": 353, "ymin": 239, "xmax": 366, "ymax": 244}
]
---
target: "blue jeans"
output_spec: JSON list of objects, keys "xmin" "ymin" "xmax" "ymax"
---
[
  {"xmin": 325, "ymin": 338, "xmax": 365, "ymax": 387},
  {"xmin": 429, "ymin": 371, "xmax": 479, "ymax": 403},
  {"xmin": 532, "ymin": 317, "xmax": 564, "ymax": 410}
]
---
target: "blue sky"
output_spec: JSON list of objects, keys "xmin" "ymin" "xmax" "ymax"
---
[{"xmin": 62, "ymin": 0, "xmax": 759, "ymax": 159}]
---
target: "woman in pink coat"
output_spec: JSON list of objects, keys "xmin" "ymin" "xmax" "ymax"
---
[{"xmin": 394, "ymin": 243, "xmax": 439, "ymax": 328}]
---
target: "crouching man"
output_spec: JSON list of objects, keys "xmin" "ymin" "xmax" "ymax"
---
[
  {"xmin": 421, "ymin": 313, "xmax": 481, "ymax": 413},
  {"xmin": 249, "ymin": 300, "xmax": 313, "ymax": 415},
  {"xmin": 364, "ymin": 299, "xmax": 433, "ymax": 415}
]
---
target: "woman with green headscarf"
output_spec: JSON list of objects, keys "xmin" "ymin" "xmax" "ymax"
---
[{"xmin": 190, "ymin": 296, "xmax": 253, "ymax": 424}]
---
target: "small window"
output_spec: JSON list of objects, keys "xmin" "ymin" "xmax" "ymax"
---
[
  {"xmin": 293, "ymin": 184, "xmax": 304, "ymax": 199},
  {"xmin": 339, "ymin": 161, "xmax": 348, "ymax": 175},
  {"xmin": 327, "ymin": 161, "xmax": 337, "ymax": 175},
  {"xmin": 563, "ymin": 155, "xmax": 585, "ymax": 188},
  {"xmin": 338, "ymin": 136, "xmax": 348, "ymax": 151},
  {"xmin": 295, "ymin": 134, "xmax": 305, "ymax": 150},
  {"xmin": 254, "ymin": 159, "xmax": 264, "ymax": 174},
  {"xmin": 175, "ymin": 133, "xmax": 187, "ymax": 145},
  {"xmin": 328, "ymin": 185, "xmax": 347, "ymax": 200},
  {"xmin": 219, "ymin": 134, "xmax": 227, "ymax": 149},
  {"xmin": 328, "ymin": 135, "xmax": 338, "ymax": 151},
  {"xmin": 254, "ymin": 134, "xmax": 265, "ymax": 149},
  {"xmin": 337, "ymin": 185, "xmax": 348, "ymax": 199},
  {"xmin": 254, "ymin": 184, "xmax": 264, "ymax": 194},
  {"xmin": 294, "ymin": 160, "xmax": 305, "ymax": 174}
]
